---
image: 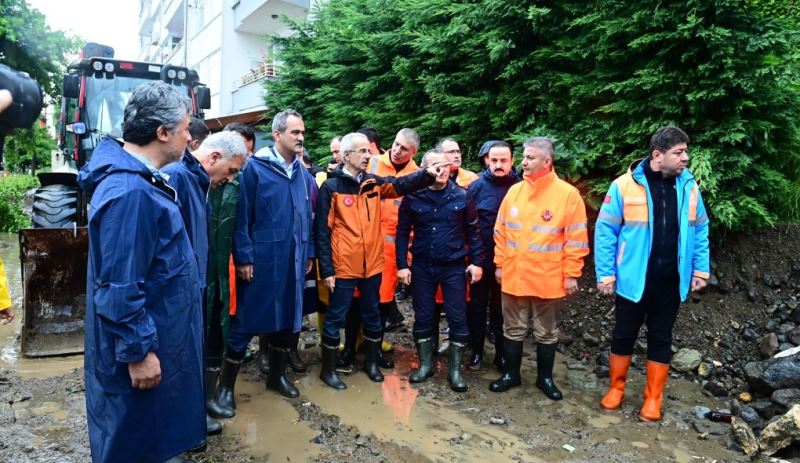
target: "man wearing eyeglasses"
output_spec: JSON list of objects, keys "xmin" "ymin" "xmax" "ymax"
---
[
  {"xmin": 315, "ymin": 132, "xmax": 450, "ymax": 390},
  {"xmin": 436, "ymin": 138, "xmax": 478, "ymax": 189}
]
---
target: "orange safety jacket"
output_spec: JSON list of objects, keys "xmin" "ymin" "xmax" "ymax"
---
[
  {"xmin": 494, "ymin": 169, "xmax": 589, "ymax": 299},
  {"xmin": 368, "ymin": 153, "xmax": 419, "ymax": 237},
  {"xmin": 315, "ymin": 166, "xmax": 434, "ymax": 280},
  {"xmin": 452, "ymin": 167, "xmax": 478, "ymax": 189}
]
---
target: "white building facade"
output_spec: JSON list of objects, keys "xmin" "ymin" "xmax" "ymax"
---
[{"xmin": 137, "ymin": 0, "xmax": 309, "ymax": 125}]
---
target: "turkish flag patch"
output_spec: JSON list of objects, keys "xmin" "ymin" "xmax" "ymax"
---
[
  {"xmin": 603, "ymin": 195, "xmax": 612, "ymax": 204},
  {"xmin": 344, "ymin": 196, "xmax": 355, "ymax": 207}
]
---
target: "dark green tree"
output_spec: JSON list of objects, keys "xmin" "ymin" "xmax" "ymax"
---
[{"xmin": 266, "ymin": 0, "xmax": 800, "ymax": 230}]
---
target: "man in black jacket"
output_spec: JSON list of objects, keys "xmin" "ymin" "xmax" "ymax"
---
[
  {"xmin": 396, "ymin": 150, "xmax": 485, "ymax": 392},
  {"xmin": 465, "ymin": 141, "xmax": 520, "ymax": 371}
]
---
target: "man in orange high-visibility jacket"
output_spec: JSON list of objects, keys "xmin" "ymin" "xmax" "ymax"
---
[
  {"xmin": 366, "ymin": 129, "xmax": 420, "ymax": 344},
  {"xmin": 437, "ymin": 138, "xmax": 478, "ymax": 188},
  {"xmin": 489, "ymin": 137, "xmax": 589, "ymax": 401}
]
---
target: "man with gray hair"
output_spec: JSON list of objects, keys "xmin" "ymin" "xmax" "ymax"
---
[
  {"xmin": 315, "ymin": 132, "xmax": 450, "ymax": 390},
  {"xmin": 163, "ymin": 130, "xmax": 247, "ymax": 435},
  {"xmin": 489, "ymin": 137, "xmax": 589, "ymax": 401},
  {"xmin": 78, "ymin": 81, "xmax": 205, "ymax": 462},
  {"xmin": 215, "ymin": 109, "xmax": 317, "ymax": 407}
]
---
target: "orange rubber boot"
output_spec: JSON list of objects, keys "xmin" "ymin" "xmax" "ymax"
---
[
  {"xmin": 600, "ymin": 354, "xmax": 632, "ymax": 410},
  {"xmin": 638, "ymin": 360, "xmax": 670, "ymax": 421}
]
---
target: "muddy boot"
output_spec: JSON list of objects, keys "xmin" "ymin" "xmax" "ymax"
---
[
  {"xmin": 257, "ymin": 334, "xmax": 270, "ymax": 374},
  {"xmin": 267, "ymin": 346, "xmax": 300, "ymax": 398},
  {"xmin": 448, "ymin": 341, "xmax": 468, "ymax": 392},
  {"xmin": 409, "ymin": 337, "xmax": 435, "ymax": 383},
  {"xmin": 362, "ymin": 335, "xmax": 385, "ymax": 383},
  {"xmin": 638, "ymin": 360, "xmax": 669, "ymax": 421},
  {"xmin": 468, "ymin": 334, "xmax": 484, "ymax": 371},
  {"xmin": 492, "ymin": 330, "xmax": 505, "ymax": 371},
  {"xmin": 600, "ymin": 354, "xmax": 632, "ymax": 411},
  {"xmin": 206, "ymin": 362, "xmax": 231, "ymax": 419},
  {"xmin": 214, "ymin": 349, "xmax": 245, "ymax": 417},
  {"xmin": 320, "ymin": 335, "xmax": 347, "ymax": 390},
  {"xmin": 288, "ymin": 332, "xmax": 308, "ymax": 373},
  {"xmin": 489, "ymin": 338, "xmax": 522, "ymax": 392},
  {"xmin": 535, "ymin": 342, "xmax": 562, "ymax": 401}
]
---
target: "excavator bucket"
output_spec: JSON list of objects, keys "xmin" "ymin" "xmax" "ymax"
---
[{"xmin": 19, "ymin": 227, "xmax": 88, "ymax": 357}]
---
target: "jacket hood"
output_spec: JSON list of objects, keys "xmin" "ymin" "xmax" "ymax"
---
[
  {"xmin": 480, "ymin": 166, "xmax": 520, "ymax": 185},
  {"xmin": 77, "ymin": 137, "xmax": 154, "ymax": 196}
]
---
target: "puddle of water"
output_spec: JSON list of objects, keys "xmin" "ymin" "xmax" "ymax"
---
[
  {"xmin": 226, "ymin": 380, "xmax": 322, "ymax": 461},
  {"xmin": 0, "ymin": 233, "xmax": 84, "ymax": 379},
  {"xmin": 31, "ymin": 401, "xmax": 68, "ymax": 420},
  {"xmin": 587, "ymin": 414, "xmax": 622, "ymax": 429},
  {"xmin": 296, "ymin": 349, "xmax": 546, "ymax": 463}
]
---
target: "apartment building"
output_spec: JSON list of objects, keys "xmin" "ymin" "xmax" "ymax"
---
[{"xmin": 137, "ymin": 0, "xmax": 309, "ymax": 133}]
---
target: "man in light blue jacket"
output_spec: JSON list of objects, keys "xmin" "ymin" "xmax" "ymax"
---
[{"xmin": 594, "ymin": 126, "xmax": 710, "ymax": 422}]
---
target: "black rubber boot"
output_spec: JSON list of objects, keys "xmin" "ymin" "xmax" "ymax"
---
[
  {"xmin": 535, "ymin": 342, "xmax": 563, "ymax": 401},
  {"xmin": 268, "ymin": 346, "xmax": 300, "ymax": 398},
  {"xmin": 493, "ymin": 331, "xmax": 505, "ymax": 371},
  {"xmin": 409, "ymin": 337, "xmax": 435, "ymax": 383},
  {"xmin": 288, "ymin": 332, "xmax": 308, "ymax": 373},
  {"xmin": 395, "ymin": 282, "xmax": 411, "ymax": 301},
  {"xmin": 206, "ymin": 363, "xmax": 232, "ymax": 419},
  {"xmin": 257, "ymin": 334, "xmax": 270, "ymax": 374},
  {"xmin": 362, "ymin": 336, "xmax": 385, "ymax": 383},
  {"xmin": 448, "ymin": 341, "xmax": 468, "ymax": 392},
  {"xmin": 381, "ymin": 301, "xmax": 405, "ymax": 332},
  {"xmin": 337, "ymin": 305, "xmax": 359, "ymax": 370},
  {"xmin": 214, "ymin": 349, "xmax": 245, "ymax": 417},
  {"xmin": 320, "ymin": 335, "xmax": 347, "ymax": 390},
  {"xmin": 489, "ymin": 338, "xmax": 522, "ymax": 393},
  {"xmin": 206, "ymin": 414, "xmax": 222, "ymax": 436}
]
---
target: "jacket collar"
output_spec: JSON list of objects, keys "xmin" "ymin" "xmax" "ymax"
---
[
  {"xmin": 629, "ymin": 156, "xmax": 695, "ymax": 186},
  {"xmin": 523, "ymin": 168, "xmax": 556, "ymax": 194}
]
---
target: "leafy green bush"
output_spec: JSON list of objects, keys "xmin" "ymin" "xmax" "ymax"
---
[
  {"xmin": 0, "ymin": 174, "xmax": 39, "ymax": 232},
  {"xmin": 265, "ymin": 0, "xmax": 800, "ymax": 231}
]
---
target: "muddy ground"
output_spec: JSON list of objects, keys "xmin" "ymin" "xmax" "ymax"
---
[{"xmin": 0, "ymin": 227, "xmax": 798, "ymax": 463}]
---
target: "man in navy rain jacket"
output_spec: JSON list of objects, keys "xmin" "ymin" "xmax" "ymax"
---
[
  {"xmin": 162, "ymin": 130, "xmax": 247, "ymax": 434},
  {"xmin": 465, "ymin": 141, "xmax": 521, "ymax": 372},
  {"xmin": 215, "ymin": 109, "xmax": 317, "ymax": 408},
  {"xmin": 78, "ymin": 82, "xmax": 204, "ymax": 463},
  {"xmin": 396, "ymin": 150, "xmax": 485, "ymax": 393}
]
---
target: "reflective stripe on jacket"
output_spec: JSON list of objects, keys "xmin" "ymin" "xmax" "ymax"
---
[
  {"xmin": 494, "ymin": 169, "xmax": 589, "ymax": 299},
  {"xmin": 594, "ymin": 159, "xmax": 710, "ymax": 302}
]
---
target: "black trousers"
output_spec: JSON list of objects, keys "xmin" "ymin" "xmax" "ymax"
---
[
  {"xmin": 466, "ymin": 263, "xmax": 503, "ymax": 355},
  {"xmin": 610, "ymin": 274, "xmax": 680, "ymax": 364}
]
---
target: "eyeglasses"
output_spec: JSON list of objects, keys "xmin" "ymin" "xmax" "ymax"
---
[
  {"xmin": 344, "ymin": 149, "xmax": 371, "ymax": 156},
  {"xmin": 443, "ymin": 149, "xmax": 461, "ymax": 155}
]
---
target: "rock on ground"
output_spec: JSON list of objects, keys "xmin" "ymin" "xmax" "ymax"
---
[
  {"xmin": 744, "ymin": 354, "xmax": 800, "ymax": 393},
  {"xmin": 731, "ymin": 416, "xmax": 759, "ymax": 456},
  {"xmin": 758, "ymin": 404, "xmax": 800, "ymax": 456},
  {"xmin": 671, "ymin": 348, "xmax": 702, "ymax": 373}
]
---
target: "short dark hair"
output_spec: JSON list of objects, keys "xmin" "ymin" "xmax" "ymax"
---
[
  {"xmin": 486, "ymin": 140, "xmax": 512, "ymax": 154},
  {"xmin": 649, "ymin": 126, "xmax": 689, "ymax": 154},
  {"xmin": 224, "ymin": 122, "xmax": 256, "ymax": 144},
  {"xmin": 122, "ymin": 81, "xmax": 191, "ymax": 146},
  {"xmin": 357, "ymin": 127, "xmax": 381, "ymax": 152},
  {"xmin": 188, "ymin": 116, "xmax": 209, "ymax": 143}
]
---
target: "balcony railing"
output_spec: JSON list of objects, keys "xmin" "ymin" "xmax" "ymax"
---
[{"xmin": 234, "ymin": 62, "xmax": 279, "ymax": 88}]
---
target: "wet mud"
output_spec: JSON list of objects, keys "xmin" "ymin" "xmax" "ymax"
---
[{"xmin": 0, "ymin": 232, "xmax": 783, "ymax": 462}]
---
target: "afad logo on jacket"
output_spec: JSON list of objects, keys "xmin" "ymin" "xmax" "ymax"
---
[{"xmin": 541, "ymin": 210, "xmax": 553, "ymax": 222}]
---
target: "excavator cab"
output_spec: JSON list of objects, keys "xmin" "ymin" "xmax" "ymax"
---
[{"xmin": 19, "ymin": 43, "xmax": 210, "ymax": 356}]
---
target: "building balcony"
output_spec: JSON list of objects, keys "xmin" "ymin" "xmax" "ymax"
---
[
  {"xmin": 232, "ymin": 0, "xmax": 309, "ymax": 35},
  {"xmin": 138, "ymin": 0, "xmax": 154, "ymax": 36},
  {"xmin": 233, "ymin": 62, "xmax": 279, "ymax": 88}
]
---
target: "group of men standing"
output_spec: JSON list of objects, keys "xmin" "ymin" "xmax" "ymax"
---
[{"xmin": 80, "ymin": 81, "xmax": 709, "ymax": 463}]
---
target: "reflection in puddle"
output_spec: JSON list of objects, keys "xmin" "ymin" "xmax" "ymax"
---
[
  {"xmin": 227, "ymin": 380, "xmax": 321, "ymax": 461},
  {"xmin": 297, "ymin": 349, "xmax": 546, "ymax": 462}
]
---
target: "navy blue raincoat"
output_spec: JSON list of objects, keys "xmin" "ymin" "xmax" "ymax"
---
[
  {"xmin": 465, "ymin": 167, "xmax": 521, "ymax": 267},
  {"xmin": 78, "ymin": 138, "xmax": 205, "ymax": 463},
  {"xmin": 233, "ymin": 152, "xmax": 317, "ymax": 333},
  {"xmin": 163, "ymin": 150, "xmax": 211, "ymax": 289}
]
